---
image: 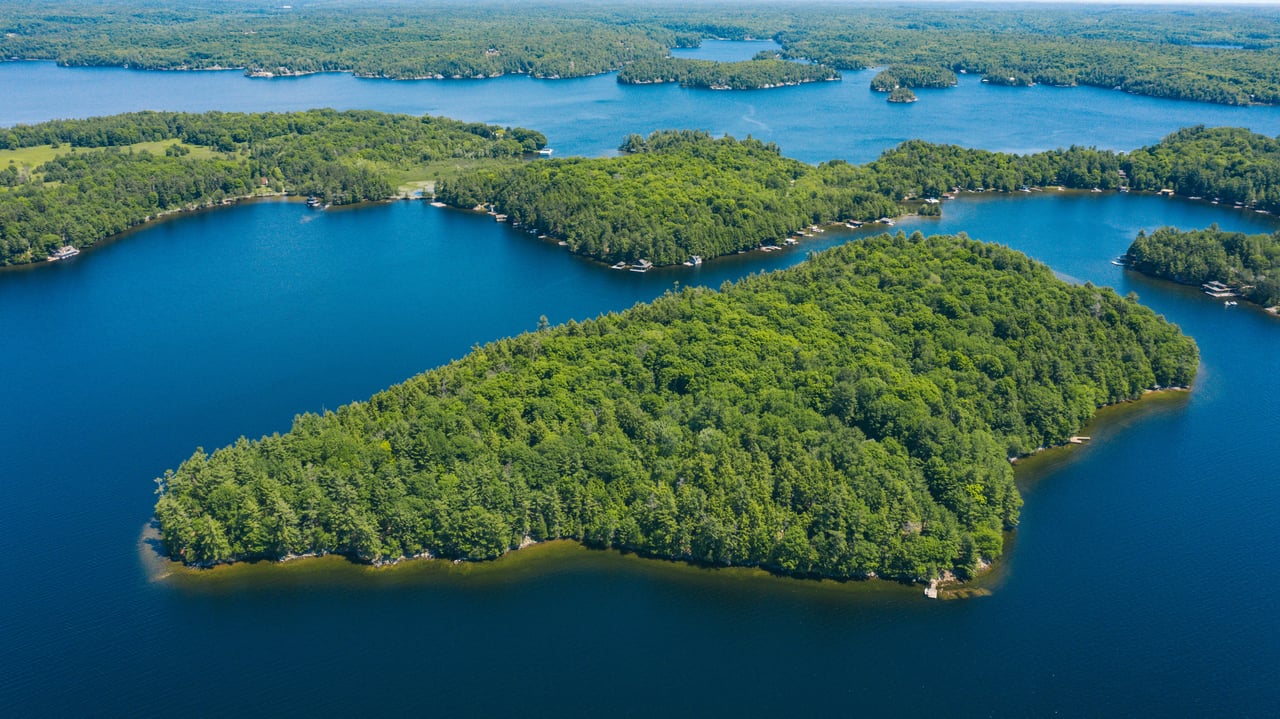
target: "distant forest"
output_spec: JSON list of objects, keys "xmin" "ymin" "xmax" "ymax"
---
[
  {"xmin": 3, "ymin": 1, "xmax": 1280, "ymax": 105},
  {"xmin": 617, "ymin": 57, "xmax": 838, "ymax": 89}
]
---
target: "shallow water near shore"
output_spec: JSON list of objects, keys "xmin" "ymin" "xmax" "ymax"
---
[{"xmin": 3, "ymin": 42, "xmax": 1280, "ymax": 716}]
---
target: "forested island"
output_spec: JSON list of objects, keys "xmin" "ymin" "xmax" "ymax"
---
[
  {"xmin": 0, "ymin": 110, "xmax": 544, "ymax": 266},
  {"xmin": 438, "ymin": 126, "xmax": 1280, "ymax": 267},
  {"xmin": 871, "ymin": 65, "xmax": 957, "ymax": 93},
  {"xmin": 4, "ymin": 1, "xmax": 1280, "ymax": 106},
  {"xmin": 153, "ymin": 233, "xmax": 1198, "ymax": 580},
  {"xmin": 617, "ymin": 57, "xmax": 837, "ymax": 89},
  {"xmin": 887, "ymin": 88, "xmax": 917, "ymax": 104},
  {"xmin": 1127, "ymin": 226, "xmax": 1280, "ymax": 311}
]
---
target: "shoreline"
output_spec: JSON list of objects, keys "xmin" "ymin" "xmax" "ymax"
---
[
  {"xmin": 143, "ymin": 383, "xmax": 1191, "ymax": 598},
  {"xmin": 0, "ymin": 192, "xmax": 398, "ymax": 273}
]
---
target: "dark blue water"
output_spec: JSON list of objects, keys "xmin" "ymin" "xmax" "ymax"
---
[{"xmin": 3, "ymin": 43, "xmax": 1280, "ymax": 716}]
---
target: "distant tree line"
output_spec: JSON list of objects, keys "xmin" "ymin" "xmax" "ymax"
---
[
  {"xmin": 618, "ymin": 57, "xmax": 838, "ymax": 89},
  {"xmin": 153, "ymin": 234, "xmax": 1199, "ymax": 579},
  {"xmin": 5, "ymin": 1, "xmax": 1280, "ymax": 105},
  {"xmin": 1127, "ymin": 225, "xmax": 1280, "ymax": 308}
]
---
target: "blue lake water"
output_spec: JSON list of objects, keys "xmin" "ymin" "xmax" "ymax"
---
[
  {"xmin": 7, "ymin": 48, "xmax": 1280, "ymax": 163},
  {"xmin": 2, "ymin": 43, "xmax": 1280, "ymax": 715}
]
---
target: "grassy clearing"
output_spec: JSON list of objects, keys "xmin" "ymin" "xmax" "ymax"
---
[
  {"xmin": 389, "ymin": 157, "xmax": 521, "ymax": 197},
  {"xmin": 0, "ymin": 140, "xmax": 220, "ymax": 174}
]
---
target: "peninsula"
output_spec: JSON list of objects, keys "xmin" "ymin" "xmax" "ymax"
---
[
  {"xmin": 438, "ymin": 126, "xmax": 1280, "ymax": 268},
  {"xmin": 153, "ymin": 234, "xmax": 1199, "ymax": 581},
  {"xmin": 1126, "ymin": 225, "xmax": 1280, "ymax": 312},
  {"xmin": 0, "ymin": 110, "xmax": 544, "ymax": 267}
]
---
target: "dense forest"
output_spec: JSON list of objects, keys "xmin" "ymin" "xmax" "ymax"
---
[
  {"xmin": 0, "ymin": 110, "xmax": 544, "ymax": 265},
  {"xmin": 438, "ymin": 126, "xmax": 1280, "ymax": 266},
  {"xmin": 1123, "ymin": 126, "xmax": 1280, "ymax": 211},
  {"xmin": 871, "ymin": 65, "xmax": 957, "ymax": 92},
  {"xmin": 887, "ymin": 88, "xmax": 917, "ymax": 104},
  {"xmin": 1127, "ymin": 226, "xmax": 1280, "ymax": 309},
  {"xmin": 617, "ymin": 57, "xmax": 837, "ymax": 89},
  {"xmin": 153, "ymin": 234, "xmax": 1199, "ymax": 580},
  {"xmin": 436, "ymin": 130, "xmax": 900, "ymax": 266},
  {"xmin": 5, "ymin": 1, "xmax": 1280, "ymax": 105}
]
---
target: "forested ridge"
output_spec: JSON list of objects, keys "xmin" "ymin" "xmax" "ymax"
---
[
  {"xmin": 1127, "ymin": 226, "xmax": 1280, "ymax": 309},
  {"xmin": 0, "ymin": 109, "xmax": 544, "ymax": 265},
  {"xmin": 5, "ymin": 1, "xmax": 1280, "ymax": 105},
  {"xmin": 153, "ymin": 234, "xmax": 1199, "ymax": 579},
  {"xmin": 438, "ymin": 126, "xmax": 1280, "ymax": 266},
  {"xmin": 617, "ymin": 57, "xmax": 837, "ymax": 89}
]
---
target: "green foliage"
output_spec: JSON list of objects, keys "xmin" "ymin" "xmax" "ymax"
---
[
  {"xmin": 872, "ymin": 65, "xmax": 957, "ymax": 92},
  {"xmin": 0, "ymin": 110, "xmax": 543, "ymax": 266},
  {"xmin": 153, "ymin": 234, "xmax": 1198, "ymax": 578},
  {"xmin": 5, "ymin": 2, "xmax": 1280, "ymax": 105},
  {"xmin": 1123, "ymin": 127, "xmax": 1280, "ymax": 212},
  {"xmin": 440, "ymin": 126, "xmax": 1280, "ymax": 266},
  {"xmin": 775, "ymin": 7, "xmax": 1280, "ymax": 105},
  {"xmin": 1128, "ymin": 225, "xmax": 1280, "ymax": 307},
  {"xmin": 437, "ymin": 130, "xmax": 898, "ymax": 265},
  {"xmin": 887, "ymin": 88, "xmax": 917, "ymax": 104},
  {"xmin": 0, "ymin": 1, "xmax": 678, "ymax": 80},
  {"xmin": 618, "ymin": 57, "xmax": 838, "ymax": 89}
]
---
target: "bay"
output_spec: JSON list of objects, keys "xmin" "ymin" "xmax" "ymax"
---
[{"xmin": 2, "ymin": 42, "xmax": 1279, "ymax": 716}]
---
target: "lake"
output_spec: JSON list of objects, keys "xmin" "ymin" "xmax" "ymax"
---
[{"xmin": 2, "ymin": 43, "xmax": 1279, "ymax": 716}]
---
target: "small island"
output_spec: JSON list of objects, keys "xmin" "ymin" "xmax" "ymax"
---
[
  {"xmin": 153, "ymin": 233, "xmax": 1199, "ymax": 582},
  {"xmin": 617, "ymin": 57, "xmax": 839, "ymax": 90},
  {"xmin": 871, "ymin": 64, "xmax": 958, "ymax": 92},
  {"xmin": 1126, "ymin": 225, "xmax": 1280, "ymax": 313},
  {"xmin": 887, "ymin": 87, "xmax": 918, "ymax": 103}
]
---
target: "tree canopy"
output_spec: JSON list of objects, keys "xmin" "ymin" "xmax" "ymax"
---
[
  {"xmin": 5, "ymin": 1, "xmax": 1280, "ymax": 105},
  {"xmin": 154, "ymin": 233, "xmax": 1199, "ymax": 579},
  {"xmin": 618, "ymin": 57, "xmax": 838, "ymax": 89},
  {"xmin": 0, "ymin": 109, "xmax": 545, "ymax": 265},
  {"xmin": 438, "ymin": 126, "xmax": 1280, "ymax": 266},
  {"xmin": 1127, "ymin": 225, "xmax": 1280, "ymax": 308}
]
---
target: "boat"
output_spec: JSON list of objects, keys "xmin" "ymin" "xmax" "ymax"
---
[
  {"xmin": 682, "ymin": 255, "xmax": 703, "ymax": 267},
  {"xmin": 537, "ymin": 148, "xmax": 554, "ymax": 157},
  {"xmin": 1110, "ymin": 256, "xmax": 1128, "ymax": 266},
  {"xmin": 1225, "ymin": 300, "xmax": 1239, "ymax": 307},
  {"xmin": 46, "ymin": 245, "xmax": 80, "ymax": 262}
]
